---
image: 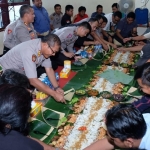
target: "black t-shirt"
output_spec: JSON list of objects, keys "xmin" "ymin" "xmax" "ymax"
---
[
  {"xmin": 61, "ymin": 13, "xmax": 71, "ymax": 26},
  {"xmin": 0, "ymin": 130, "xmax": 44, "ymax": 150}
]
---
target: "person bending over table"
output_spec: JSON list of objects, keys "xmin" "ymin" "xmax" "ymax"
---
[
  {"xmin": 84, "ymin": 104, "xmax": 150, "ymax": 150},
  {"xmin": 74, "ymin": 16, "xmax": 116, "ymax": 50},
  {"xmin": 0, "ymin": 34, "xmax": 65, "ymax": 103},
  {"xmin": 51, "ymin": 21, "xmax": 91, "ymax": 68},
  {"xmin": 101, "ymin": 11, "xmax": 122, "ymax": 43},
  {"xmin": 114, "ymin": 12, "xmax": 137, "ymax": 45},
  {"xmin": 132, "ymin": 62, "xmax": 150, "ymax": 113},
  {"xmin": 0, "ymin": 84, "xmax": 64, "ymax": 150}
]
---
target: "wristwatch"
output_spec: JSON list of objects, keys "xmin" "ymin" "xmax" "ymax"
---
[
  {"xmin": 54, "ymin": 86, "xmax": 59, "ymax": 91},
  {"xmin": 130, "ymin": 37, "xmax": 133, "ymax": 40}
]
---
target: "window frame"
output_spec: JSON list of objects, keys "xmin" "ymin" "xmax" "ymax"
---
[{"xmin": 0, "ymin": 0, "xmax": 30, "ymax": 31}]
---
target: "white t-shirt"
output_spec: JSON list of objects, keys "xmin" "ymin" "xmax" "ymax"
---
[
  {"xmin": 139, "ymin": 113, "xmax": 150, "ymax": 150},
  {"xmin": 103, "ymin": 13, "xmax": 116, "ymax": 31},
  {"xmin": 143, "ymin": 32, "xmax": 150, "ymax": 39}
]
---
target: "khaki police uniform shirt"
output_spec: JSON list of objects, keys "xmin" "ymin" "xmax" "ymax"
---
[
  {"xmin": 54, "ymin": 26, "xmax": 78, "ymax": 53},
  {"xmin": 50, "ymin": 12, "xmax": 63, "ymax": 29},
  {"xmin": 0, "ymin": 39, "xmax": 52, "ymax": 78},
  {"xmin": 14, "ymin": 18, "xmax": 37, "ymax": 46},
  {"xmin": 3, "ymin": 20, "xmax": 18, "ymax": 49}
]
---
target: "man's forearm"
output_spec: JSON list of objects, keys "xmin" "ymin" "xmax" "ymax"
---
[
  {"xmin": 124, "ymin": 45, "xmax": 144, "ymax": 51},
  {"xmin": 45, "ymin": 67, "xmax": 58, "ymax": 88},
  {"xmin": 102, "ymin": 30, "xmax": 109, "ymax": 38},
  {"xmin": 83, "ymin": 41, "xmax": 95, "ymax": 46},
  {"xmin": 132, "ymin": 35, "xmax": 145, "ymax": 41},
  {"xmin": 116, "ymin": 32, "xmax": 123, "ymax": 41},
  {"xmin": 29, "ymin": 78, "xmax": 55, "ymax": 97}
]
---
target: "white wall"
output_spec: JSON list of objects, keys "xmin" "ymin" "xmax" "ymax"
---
[{"xmin": 0, "ymin": 0, "xmax": 149, "ymax": 54}]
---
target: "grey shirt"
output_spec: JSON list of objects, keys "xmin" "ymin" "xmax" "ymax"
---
[
  {"xmin": 50, "ymin": 12, "xmax": 63, "ymax": 29},
  {"xmin": 14, "ymin": 18, "xmax": 37, "ymax": 45},
  {"xmin": 3, "ymin": 20, "xmax": 18, "ymax": 49},
  {"xmin": 54, "ymin": 26, "xmax": 78, "ymax": 53},
  {"xmin": 0, "ymin": 39, "xmax": 51, "ymax": 78}
]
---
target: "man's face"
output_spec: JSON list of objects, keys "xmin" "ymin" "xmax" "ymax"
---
[
  {"xmin": 137, "ymin": 78, "xmax": 150, "ymax": 95},
  {"xmin": 79, "ymin": 10, "xmax": 85, "ymax": 17},
  {"xmin": 90, "ymin": 21, "xmax": 98, "ymax": 31},
  {"xmin": 78, "ymin": 27, "xmax": 89, "ymax": 37},
  {"xmin": 55, "ymin": 6, "xmax": 61, "ymax": 15},
  {"xmin": 107, "ymin": 132, "xmax": 133, "ymax": 149},
  {"xmin": 112, "ymin": 15, "xmax": 120, "ymax": 24},
  {"xmin": 27, "ymin": 8, "xmax": 35, "ymax": 23},
  {"xmin": 98, "ymin": 18, "xmax": 103, "ymax": 27},
  {"xmin": 66, "ymin": 9, "xmax": 73, "ymax": 16},
  {"xmin": 112, "ymin": 7, "xmax": 118, "ymax": 13},
  {"xmin": 127, "ymin": 17, "xmax": 134, "ymax": 24},
  {"xmin": 42, "ymin": 43, "xmax": 60, "ymax": 58},
  {"xmin": 101, "ymin": 22, "xmax": 107, "ymax": 28},
  {"xmin": 97, "ymin": 7, "xmax": 103, "ymax": 14},
  {"xmin": 33, "ymin": 0, "xmax": 42, "ymax": 8}
]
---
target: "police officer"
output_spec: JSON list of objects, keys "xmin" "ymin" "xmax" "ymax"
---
[
  {"xmin": 3, "ymin": 4, "xmax": 37, "ymax": 55},
  {"xmin": 0, "ymin": 34, "xmax": 65, "ymax": 103},
  {"xmin": 51, "ymin": 21, "xmax": 91, "ymax": 69},
  {"xmin": 50, "ymin": 4, "xmax": 63, "ymax": 31}
]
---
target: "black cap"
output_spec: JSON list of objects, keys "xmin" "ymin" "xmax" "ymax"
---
[{"xmin": 136, "ymin": 44, "xmax": 150, "ymax": 66}]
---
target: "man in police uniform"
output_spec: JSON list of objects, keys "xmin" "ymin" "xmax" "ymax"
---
[
  {"xmin": 0, "ymin": 34, "xmax": 65, "ymax": 103},
  {"xmin": 3, "ymin": 4, "xmax": 37, "ymax": 56},
  {"xmin": 51, "ymin": 22, "xmax": 91, "ymax": 69},
  {"xmin": 50, "ymin": 4, "xmax": 63, "ymax": 31}
]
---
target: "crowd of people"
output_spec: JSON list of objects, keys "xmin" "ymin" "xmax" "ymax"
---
[{"xmin": 0, "ymin": 0, "xmax": 150, "ymax": 150}]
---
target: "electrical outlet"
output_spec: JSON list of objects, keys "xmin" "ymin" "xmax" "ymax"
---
[{"xmin": 141, "ymin": 0, "xmax": 145, "ymax": 3}]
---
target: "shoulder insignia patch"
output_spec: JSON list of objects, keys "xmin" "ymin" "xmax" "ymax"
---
[
  {"xmin": 67, "ymin": 34, "xmax": 72, "ymax": 38},
  {"xmin": 8, "ymin": 29, "xmax": 12, "ymax": 34},
  {"xmin": 32, "ymin": 54, "xmax": 37, "ymax": 62}
]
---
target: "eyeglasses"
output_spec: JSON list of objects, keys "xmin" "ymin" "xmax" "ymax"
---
[{"xmin": 48, "ymin": 43, "xmax": 58, "ymax": 54}]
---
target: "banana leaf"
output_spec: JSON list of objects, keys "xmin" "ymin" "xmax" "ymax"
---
[
  {"xmin": 98, "ymin": 69, "xmax": 134, "ymax": 85},
  {"xmin": 28, "ymin": 118, "xmax": 54, "ymax": 142},
  {"xmin": 42, "ymin": 107, "xmax": 65, "ymax": 128}
]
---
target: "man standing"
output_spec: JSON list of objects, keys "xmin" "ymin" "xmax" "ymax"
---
[
  {"xmin": 0, "ymin": 34, "xmax": 65, "ymax": 103},
  {"xmin": 73, "ymin": 6, "xmax": 88, "ymax": 23},
  {"xmin": 50, "ymin": 4, "xmax": 63, "ymax": 31},
  {"xmin": 61, "ymin": 5, "xmax": 73, "ymax": 26},
  {"xmin": 32, "ymin": 0, "xmax": 50, "ymax": 38},
  {"xmin": 2, "ymin": 4, "xmax": 37, "ymax": 56},
  {"xmin": 91, "ymin": 5, "xmax": 105, "ymax": 18}
]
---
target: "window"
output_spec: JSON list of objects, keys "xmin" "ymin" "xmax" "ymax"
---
[{"xmin": 0, "ymin": 0, "xmax": 30, "ymax": 31}]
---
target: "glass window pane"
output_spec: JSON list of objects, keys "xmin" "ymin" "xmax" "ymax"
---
[
  {"xmin": 0, "ymin": 8, "xmax": 3, "ymax": 28},
  {"xmin": 9, "ymin": 5, "xmax": 21, "ymax": 22},
  {"xmin": 8, "ymin": 0, "xmax": 24, "ymax": 2}
]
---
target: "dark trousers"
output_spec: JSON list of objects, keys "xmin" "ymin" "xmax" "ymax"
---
[
  {"xmin": 0, "ymin": 46, "xmax": 10, "ymax": 57},
  {"xmin": 50, "ymin": 51, "xmax": 72, "ymax": 70}
]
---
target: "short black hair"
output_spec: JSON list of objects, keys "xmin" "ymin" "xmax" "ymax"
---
[
  {"xmin": 134, "ymin": 62, "xmax": 150, "ymax": 86},
  {"xmin": 1, "ymin": 69, "xmax": 30, "ymax": 89},
  {"xmin": 78, "ymin": 6, "xmax": 86, "ymax": 12},
  {"xmin": 113, "ymin": 11, "xmax": 122, "ymax": 19},
  {"xmin": 41, "ymin": 33, "xmax": 61, "ymax": 47},
  {"xmin": 88, "ymin": 17, "xmax": 98, "ymax": 24},
  {"xmin": 127, "ymin": 12, "xmax": 136, "ymax": 20},
  {"xmin": 112, "ymin": 3, "xmax": 119, "ymax": 8},
  {"xmin": 97, "ymin": 5, "xmax": 103, "ymax": 10},
  {"xmin": 19, "ymin": 4, "xmax": 32, "ymax": 18},
  {"xmin": 106, "ymin": 104, "xmax": 147, "ymax": 141},
  {"xmin": 102, "ymin": 15, "xmax": 108, "ymax": 23},
  {"xmin": 54, "ymin": 4, "xmax": 61, "ymax": 9},
  {"xmin": 79, "ymin": 21, "xmax": 91, "ymax": 33},
  {"xmin": 0, "ymin": 84, "xmax": 32, "ymax": 135},
  {"xmin": 95, "ymin": 14, "xmax": 103, "ymax": 21},
  {"xmin": 65, "ymin": 5, "xmax": 73, "ymax": 12}
]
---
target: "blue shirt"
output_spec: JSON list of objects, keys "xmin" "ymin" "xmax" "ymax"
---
[
  {"xmin": 32, "ymin": 5, "xmax": 50, "ymax": 33},
  {"xmin": 117, "ymin": 17, "xmax": 137, "ymax": 38},
  {"xmin": 91, "ymin": 12, "xmax": 105, "ymax": 17}
]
